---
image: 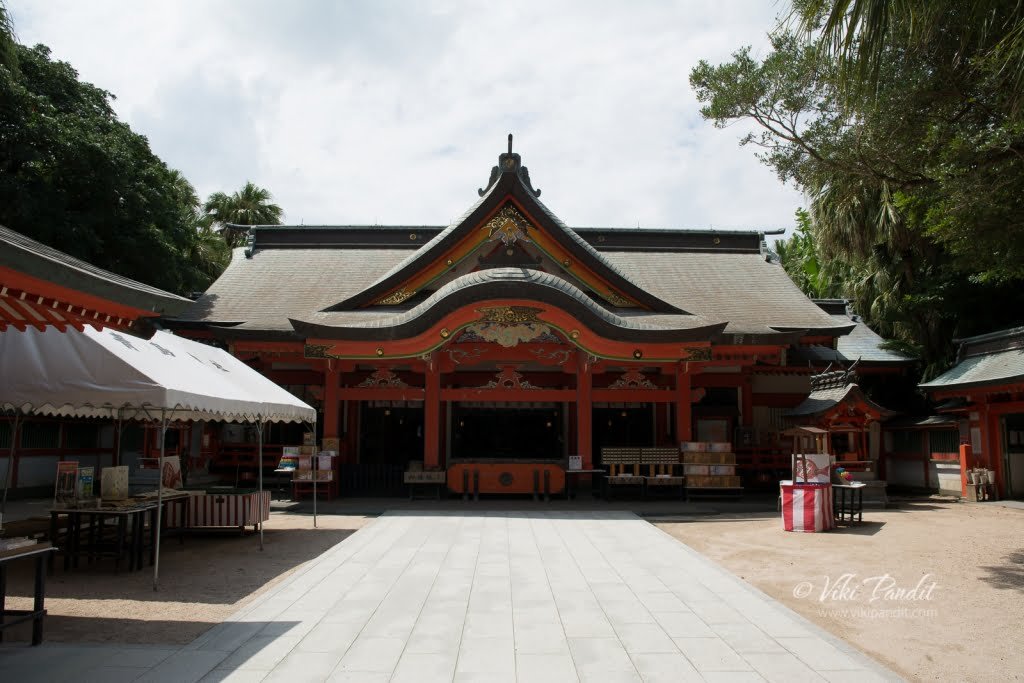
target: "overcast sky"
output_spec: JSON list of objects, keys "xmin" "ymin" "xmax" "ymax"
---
[{"xmin": 9, "ymin": 1, "xmax": 801, "ymax": 232}]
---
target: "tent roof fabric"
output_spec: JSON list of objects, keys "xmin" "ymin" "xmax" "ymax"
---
[{"xmin": 0, "ymin": 327, "xmax": 315, "ymax": 423}]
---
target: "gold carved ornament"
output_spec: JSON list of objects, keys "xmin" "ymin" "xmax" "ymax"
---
[
  {"xmin": 483, "ymin": 205, "xmax": 532, "ymax": 246},
  {"xmin": 602, "ymin": 290, "xmax": 634, "ymax": 307},
  {"xmin": 375, "ymin": 288, "xmax": 416, "ymax": 305},
  {"xmin": 476, "ymin": 305, "xmax": 542, "ymax": 325}
]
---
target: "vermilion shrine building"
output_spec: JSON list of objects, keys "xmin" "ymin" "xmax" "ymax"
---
[
  {"xmin": 168, "ymin": 140, "xmax": 861, "ymax": 493},
  {"xmin": 920, "ymin": 328, "xmax": 1024, "ymax": 498}
]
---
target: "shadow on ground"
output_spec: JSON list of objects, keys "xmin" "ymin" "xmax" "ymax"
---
[
  {"xmin": 979, "ymin": 549, "xmax": 1024, "ymax": 592},
  {"xmin": 6, "ymin": 528, "xmax": 356, "ymax": 604}
]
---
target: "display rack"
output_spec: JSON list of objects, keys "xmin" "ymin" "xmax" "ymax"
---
[
  {"xmin": 291, "ymin": 447, "xmax": 339, "ymax": 500},
  {"xmin": 682, "ymin": 441, "xmax": 743, "ymax": 498}
]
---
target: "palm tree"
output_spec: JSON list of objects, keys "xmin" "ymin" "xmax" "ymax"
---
[
  {"xmin": 203, "ymin": 181, "xmax": 283, "ymax": 248},
  {"xmin": 792, "ymin": 1, "xmax": 1024, "ymax": 106}
]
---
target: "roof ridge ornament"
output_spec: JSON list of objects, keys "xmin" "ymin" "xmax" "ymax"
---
[{"xmin": 478, "ymin": 133, "xmax": 542, "ymax": 198}]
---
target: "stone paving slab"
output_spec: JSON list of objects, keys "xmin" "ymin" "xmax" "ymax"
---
[{"xmin": 0, "ymin": 511, "xmax": 902, "ymax": 682}]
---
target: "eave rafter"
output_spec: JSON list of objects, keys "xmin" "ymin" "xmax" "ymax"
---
[{"xmin": 0, "ymin": 285, "xmax": 136, "ymax": 332}]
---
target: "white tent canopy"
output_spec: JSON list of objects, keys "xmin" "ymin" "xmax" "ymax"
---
[
  {"xmin": 1, "ymin": 327, "xmax": 314, "ymax": 423},
  {"xmin": 0, "ymin": 326, "xmax": 316, "ymax": 588}
]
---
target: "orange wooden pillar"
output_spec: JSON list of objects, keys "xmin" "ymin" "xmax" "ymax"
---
[
  {"xmin": 424, "ymin": 356, "xmax": 441, "ymax": 469},
  {"xmin": 576, "ymin": 354, "xmax": 593, "ymax": 468},
  {"xmin": 675, "ymin": 364, "xmax": 692, "ymax": 442},
  {"xmin": 323, "ymin": 366, "xmax": 340, "ymax": 443}
]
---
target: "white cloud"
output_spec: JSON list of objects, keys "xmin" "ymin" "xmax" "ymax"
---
[{"xmin": 9, "ymin": 0, "xmax": 803, "ymax": 231}]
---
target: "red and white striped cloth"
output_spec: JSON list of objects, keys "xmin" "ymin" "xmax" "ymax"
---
[
  {"xmin": 163, "ymin": 490, "xmax": 271, "ymax": 528},
  {"xmin": 781, "ymin": 482, "xmax": 835, "ymax": 532}
]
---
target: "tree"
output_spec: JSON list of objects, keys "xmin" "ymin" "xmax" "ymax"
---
[
  {"xmin": 0, "ymin": 1, "xmax": 16, "ymax": 74},
  {"xmin": 0, "ymin": 41, "xmax": 228, "ymax": 294},
  {"xmin": 203, "ymin": 182, "xmax": 283, "ymax": 248},
  {"xmin": 691, "ymin": 16, "xmax": 1024, "ymax": 378},
  {"xmin": 791, "ymin": 1, "xmax": 1024, "ymax": 109}
]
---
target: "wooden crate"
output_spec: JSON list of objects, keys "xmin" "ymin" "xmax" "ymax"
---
[{"xmin": 709, "ymin": 465, "xmax": 736, "ymax": 476}]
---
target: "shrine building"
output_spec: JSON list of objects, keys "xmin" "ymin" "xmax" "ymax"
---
[{"xmin": 169, "ymin": 138, "xmax": 857, "ymax": 494}]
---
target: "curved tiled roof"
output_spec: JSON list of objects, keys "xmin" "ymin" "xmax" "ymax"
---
[
  {"xmin": 291, "ymin": 268, "xmax": 726, "ymax": 342},
  {"xmin": 785, "ymin": 383, "xmax": 895, "ymax": 418}
]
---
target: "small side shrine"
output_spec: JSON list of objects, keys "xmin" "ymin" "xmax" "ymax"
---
[{"xmin": 784, "ymin": 363, "xmax": 895, "ymax": 503}]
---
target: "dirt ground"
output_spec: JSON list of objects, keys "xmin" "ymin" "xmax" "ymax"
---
[
  {"xmin": 657, "ymin": 500, "xmax": 1024, "ymax": 682},
  {"xmin": 3, "ymin": 513, "xmax": 369, "ymax": 645}
]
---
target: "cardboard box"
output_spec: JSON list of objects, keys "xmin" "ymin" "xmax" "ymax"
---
[
  {"xmin": 681, "ymin": 442, "xmax": 707, "ymax": 452},
  {"xmin": 321, "ymin": 437, "xmax": 341, "ymax": 453},
  {"xmin": 682, "ymin": 452, "xmax": 736, "ymax": 465},
  {"xmin": 687, "ymin": 475, "xmax": 742, "ymax": 488},
  {"xmin": 708, "ymin": 442, "xmax": 733, "ymax": 453},
  {"xmin": 684, "ymin": 464, "xmax": 710, "ymax": 476},
  {"xmin": 709, "ymin": 465, "xmax": 736, "ymax": 476}
]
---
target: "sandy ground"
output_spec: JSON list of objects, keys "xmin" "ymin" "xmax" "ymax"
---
[
  {"xmin": 3, "ymin": 513, "xmax": 369, "ymax": 645},
  {"xmin": 657, "ymin": 501, "xmax": 1024, "ymax": 683}
]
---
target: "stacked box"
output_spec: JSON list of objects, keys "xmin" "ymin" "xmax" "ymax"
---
[
  {"xmin": 687, "ymin": 475, "xmax": 742, "ymax": 488},
  {"xmin": 682, "ymin": 442, "xmax": 741, "ymax": 490},
  {"xmin": 681, "ymin": 452, "xmax": 736, "ymax": 465}
]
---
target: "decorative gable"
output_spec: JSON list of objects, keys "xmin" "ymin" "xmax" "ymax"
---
[{"xmin": 323, "ymin": 136, "xmax": 684, "ymax": 315}]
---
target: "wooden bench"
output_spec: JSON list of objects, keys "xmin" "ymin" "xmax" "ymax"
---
[
  {"xmin": 641, "ymin": 448, "xmax": 685, "ymax": 499},
  {"xmin": 600, "ymin": 448, "xmax": 644, "ymax": 499}
]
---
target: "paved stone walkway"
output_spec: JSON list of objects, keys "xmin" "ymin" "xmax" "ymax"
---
[{"xmin": 0, "ymin": 512, "xmax": 900, "ymax": 682}]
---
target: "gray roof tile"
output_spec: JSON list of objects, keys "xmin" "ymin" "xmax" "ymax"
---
[
  {"xmin": 180, "ymin": 237, "xmax": 850, "ymax": 337},
  {"xmin": 920, "ymin": 347, "xmax": 1024, "ymax": 390},
  {"xmin": 785, "ymin": 383, "xmax": 895, "ymax": 417},
  {"xmin": 600, "ymin": 251, "xmax": 847, "ymax": 335},
  {"xmin": 831, "ymin": 314, "xmax": 913, "ymax": 363}
]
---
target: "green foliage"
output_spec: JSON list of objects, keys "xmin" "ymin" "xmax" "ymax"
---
[
  {"xmin": 790, "ymin": 1, "xmax": 1024, "ymax": 111},
  {"xmin": 0, "ymin": 2, "xmax": 16, "ymax": 74},
  {"xmin": 0, "ymin": 42, "xmax": 229, "ymax": 294},
  {"xmin": 203, "ymin": 182, "xmax": 283, "ymax": 248},
  {"xmin": 692, "ymin": 6, "xmax": 1024, "ymax": 378}
]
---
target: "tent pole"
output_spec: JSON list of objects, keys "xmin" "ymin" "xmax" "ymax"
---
[
  {"xmin": 153, "ymin": 410, "xmax": 166, "ymax": 591},
  {"xmin": 0, "ymin": 413, "xmax": 21, "ymax": 532},
  {"xmin": 313, "ymin": 423, "xmax": 318, "ymax": 530},
  {"xmin": 258, "ymin": 418, "xmax": 264, "ymax": 551}
]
